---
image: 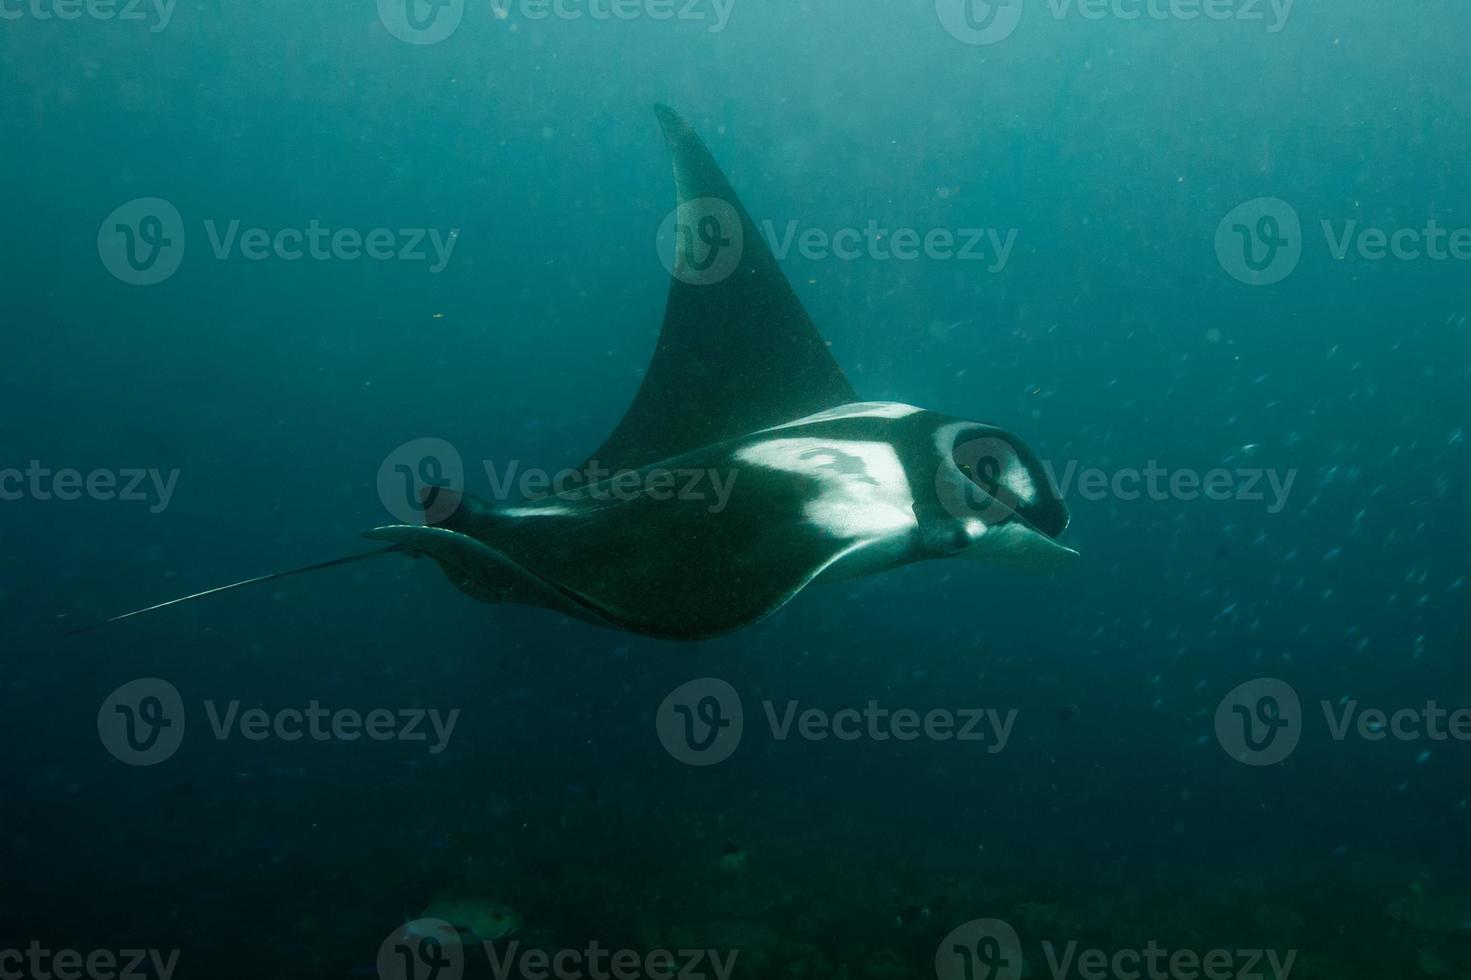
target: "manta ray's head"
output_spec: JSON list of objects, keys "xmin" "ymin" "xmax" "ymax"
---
[{"xmin": 928, "ymin": 421, "xmax": 1076, "ymax": 572}]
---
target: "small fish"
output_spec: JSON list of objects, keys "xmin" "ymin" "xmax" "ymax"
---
[{"xmin": 895, "ymin": 904, "xmax": 932, "ymax": 926}]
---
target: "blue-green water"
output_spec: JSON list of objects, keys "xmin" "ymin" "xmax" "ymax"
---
[{"xmin": 4, "ymin": 2, "xmax": 1471, "ymax": 978}]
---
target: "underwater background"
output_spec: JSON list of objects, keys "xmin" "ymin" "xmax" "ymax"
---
[{"xmin": 4, "ymin": 0, "xmax": 1471, "ymax": 977}]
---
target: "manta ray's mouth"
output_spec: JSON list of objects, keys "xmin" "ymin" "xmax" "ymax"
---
[{"xmin": 1000, "ymin": 500, "xmax": 1068, "ymax": 541}]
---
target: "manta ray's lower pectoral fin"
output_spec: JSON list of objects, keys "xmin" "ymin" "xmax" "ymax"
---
[
  {"xmin": 362, "ymin": 525, "xmax": 617, "ymax": 628},
  {"xmin": 957, "ymin": 520, "xmax": 1080, "ymax": 573}
]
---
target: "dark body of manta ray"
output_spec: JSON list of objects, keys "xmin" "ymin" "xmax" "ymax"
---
[{"xmin": 74, "ymin": 106, "xmax": 1075, "ymax": 642}]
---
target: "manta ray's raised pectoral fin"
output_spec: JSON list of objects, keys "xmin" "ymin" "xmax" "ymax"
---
[{"xmin": 571, "ymin": 105, "xmax": 858, "ymax": 480}]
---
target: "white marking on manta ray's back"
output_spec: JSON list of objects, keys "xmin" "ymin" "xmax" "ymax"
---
[
  {"xmin": 1003, "ymin": 463, "xmax": 1038, "ymax": 505},
  {"xmin": 735, "ymin": 437, "xmax": 917, "ymax": 538},
  {"xmin": 759, "ymin": 401, "xmax": 922, "ymax": 433},
  {"xmin": 497, "ymin": 504, "xmax": 578, "ymax": 517}
]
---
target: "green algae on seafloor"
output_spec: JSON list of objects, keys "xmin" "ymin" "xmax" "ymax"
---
[{"xmin": 1387, "ymin": 892, "xmax": 1471, "ymax": 934}]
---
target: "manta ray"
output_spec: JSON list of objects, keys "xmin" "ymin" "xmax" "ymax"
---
[{"xmin": 72, "ymin": 106, "xmax": 1075, "ymax": 642}]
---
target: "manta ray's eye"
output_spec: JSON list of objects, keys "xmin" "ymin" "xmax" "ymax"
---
[
  {"xmin": 954, "ymin": 442, "xmax": 1017, "ymax": 506},
  {"xmin": 974, "ymin": 457, "xmax": 1002, "ymax": 491}
]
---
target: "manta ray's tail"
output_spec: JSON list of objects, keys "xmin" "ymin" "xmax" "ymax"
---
[{"xmin": 64, "ymin": 546, "xmax": 404, "ymax": 636}]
